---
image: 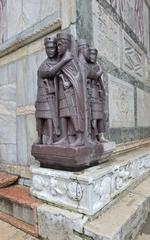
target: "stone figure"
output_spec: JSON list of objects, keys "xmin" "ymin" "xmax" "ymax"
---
[
  {"xmin": 32, "ymin": 32, "xmax": 111, "ymax": 170},
  {"xmin": 35, "ymin": 37, "xmax": 59, "ymax": 145},
  {"xmin": 87, "ymin": 48, "xmax": 106, "ymax": 142},
  {"xmin": 54, "ymin": 32, "xmax": 85, "ymax": 147}
]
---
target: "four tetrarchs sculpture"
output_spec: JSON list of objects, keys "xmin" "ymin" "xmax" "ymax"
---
[{"xmin": 32, "ymin": 32, "xmax": 107, "ymax": 170}]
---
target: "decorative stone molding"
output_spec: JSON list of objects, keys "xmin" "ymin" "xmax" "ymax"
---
[
  {"xmin": 16, "ymin": 105, "xmax": 35, "ymax": 116},
  {"xmin": 31, "ymin": 146, "xmax": 150, "ymax": 215},
  {"xmin": 122, "ymin": 32, "xmax": 146, "ymax": 82},
  {"xmin": 0, "ymin": 12, "xmax": 61, "ymax": 58}
]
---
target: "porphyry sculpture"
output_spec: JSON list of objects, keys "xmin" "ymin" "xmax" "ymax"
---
[{"xmin": 32, "ymin": 32, "xmax": 109, "ymax": 170}]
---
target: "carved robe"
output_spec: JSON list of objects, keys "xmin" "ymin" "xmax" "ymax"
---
[{"xmin": 58, "ymin": 58, "xmax": 85, "ymax": 132}]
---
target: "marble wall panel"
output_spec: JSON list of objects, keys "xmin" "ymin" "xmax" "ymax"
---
[
  {"xmin": 7, "ymin": 61, "xmax": 17, "ymax": 84},
  {"xmin": 16, "ymin": 58, "xmax": 26, "ymax": 107},
  {"xmin": 40, "ymin": 0, "xmax": 60, "ymax": 20},
  {"xmin": 143, "ymin": 1, "xmax": 150, "ymax": 50},
  {"xmin": 0, "ymin": 64, "xmax": 8, "ymax": 86},
  {"xmin": 16, "ymin": 51, "xmax": 45, "ymax": 107},
  {"xmin": 110, "ymin": 0, "xmax": 144, "ymax": 43},
  {"xmin": 3, "ymin": 0, "xmax": 61, "ymax": 41},
  {"xmin": 24, "ymin": 54, "xmax": 38, "ymax": 106},
  {"xmin": 137, "ymin": 89, "xmax": 150, "ymax": 127},
  {"xmin": 17, "ymin": 115, "xmax": 28, "ymax": 166},
  {"xmin": 22, "ymin": 0, "xmax": 40, "ymax": 31},
  {"xmin": 6, "ymin": 0, "xmax": 22, "ymax": 39},
  {"xmin": 92, "ymin": 1, "xmax": 121, "ymax": 67},
  {"xmin": 26, "ymin": 114, "xmax": 37, "ymax": 164},
  {"xmin": 122, "ymin": 32, "xmax": 146, "ymax": 82},
  {"xmin": 108, "ymin": 75, "xmax": 135, "ymax": 128},
  {"xmin": 0, "ymin": 83, "xmax": 16, "ymax": 145},
  {"xmin": 0, "ymin": 0, "xmax": 4, "ymax": 43},
  {"xmin": 7, "ymin": 144, "xmax": 16, "ymax": 164}
]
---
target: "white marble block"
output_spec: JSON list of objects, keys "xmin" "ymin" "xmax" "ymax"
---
[{"xmin": 31, "ymin": 149, "xmax": 150, "ymax": 215}]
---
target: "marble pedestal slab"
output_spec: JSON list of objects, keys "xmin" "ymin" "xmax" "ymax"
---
[{"xmin": 30, "ymin": 146, "xmax": 150, "ymax": 215}]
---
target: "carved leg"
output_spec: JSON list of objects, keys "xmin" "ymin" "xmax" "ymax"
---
[
  {"xmin": 47, "ymin": 119, "xmax": 53, "ymax": 145},
  {"xmin": 70, "ymin": 132, "xmax": 84, "ymax": 147},
  {"xmin": 34, "ymin": 118, "xmax": 43, "ymax": 144},
  {"xmin": 92, "ymin": 119, "xmax": 98, "ymax": 140},
  {"xmin": 98, "ymin": 119, "xmax": 108, "ymax": 142},
  {"xmin": 54, "ymin": 118, "xmax": 69, "ymax": 145}
]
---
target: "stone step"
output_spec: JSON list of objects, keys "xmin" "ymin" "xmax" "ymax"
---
[
  {"xmin": 0, "ymin": 185, "xmax": 41, "ymax": 237},
  {"xmin": 84, "ymin": 176, "xmax": 150, "ymax": 240},
  {"xmin": 0, "ymin": 171, "xmax": 18, "ymax": 188}
]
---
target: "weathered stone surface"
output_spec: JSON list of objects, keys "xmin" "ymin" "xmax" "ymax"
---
[
  {"xmin": 40, "ymin": 0, "xmax": 60, "ymax": 20},
  {"xmin": 0, "ymin": 64, "xmax": 8, "ymax": 86},
  {"xmin": 92, "ymin": 1, "xmax": 121, "ymax": 67},
  {"xmin": 24, "ymin": 54, "xmax": 37, "ymax": 106},
  {"xmin": 108, "ymin": 75, "xmax": 135, "ymax": 128},
  {"xmin": 84, "ymin": 176, "xmax": 150, "ymax": 240},
  {"xmin": 16, "ymin": 58, "xmax": 26, "ymax": 107},
  {"xmin": 26, "ymin": 114, "xmax": 37, "ymax": 164},
  {"xmin": 61, "ymin": 0, "xmax": 76, "ymax": 29},
  {"xmin": 22, "ymin": 0, "xmax": 40, "ymax": 31},
  {"xmin": 17, "ymin": 115, "xmax": 28, "ymax": 166},
  {"xmin": 137, "ymin": 234, "xmax": 150, "ymax": 240},
  {"xmin": 0, "ymin": 83, "xmax": 16, "ymax": 146},
  {"xmin": 37, "ymin": 204, "xmax": 88, "ymax": 240},
  {"xmin": 137, "ymin": 89, "xmax": 150, "ymax": 127},
  {"xmin": 31, "ymin": 145, "xmax": 150, "ymax": 215},
  {"xmin": 122, "ymin": 32, "xmax": 146, "ymax": 82},
  {"xmin": 6, "ymin": 0, "xmax": 22, "ymax": 39},
  {"xmin": 143, "ymin": 1, "xmax": 150, "ymax": 51},
  {"xmin": 0, "ymin": 163, "xmax": 32, "ymax": 179},
  {"xmin": 110, "ymin": 0, "xmax": 144, "ymax": 43},
  {"xmin": 0, "ymin": 172, "xmax": 18, "ymax": 188}
]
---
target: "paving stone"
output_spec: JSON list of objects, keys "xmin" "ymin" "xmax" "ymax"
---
[{"xmin": 0, "ymin": 220, "xmax": 39, "ymax": 240}]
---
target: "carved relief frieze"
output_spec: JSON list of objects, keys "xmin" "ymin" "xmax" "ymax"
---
[
  {"xmin": 123, "ymin": 33, "xmax": 146, "ymax": 81},
  {"xmin": 31, "ymin": 153, "xmax": 150, "ymax": 215}
]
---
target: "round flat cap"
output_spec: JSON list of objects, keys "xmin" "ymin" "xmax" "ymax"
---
[
  {"xmin": 44, "ymin": 36, "xmax": 56, "ymax": 45},
  {"xmin": 56, "ymin": 32, "xmax": 71, "ymax": 41}
]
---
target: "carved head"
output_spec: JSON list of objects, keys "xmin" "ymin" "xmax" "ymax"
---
[
  {"xmin": 78, "ymin": 39, "xmax": 89, "ymax": 60},
  {"xmin": 44, "ymin": 37, "xmax": 57, "ymax": 58},
  {"xmin": 88, "ymin": 48, "xmax": 98, "ymax": 64},
  {"xmin": 56, "ymin": 32, "xmax": 71, "ymax": 56}
]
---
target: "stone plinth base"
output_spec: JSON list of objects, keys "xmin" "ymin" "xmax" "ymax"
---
[
  {"xmin": 31, "ymin": 142, "xmax": 115, "ymax": 171},
  {"xmin": 30, "ymin": 145, "xmax": 150, "ymax": 215}
]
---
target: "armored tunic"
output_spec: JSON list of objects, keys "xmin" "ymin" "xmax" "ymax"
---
[
  {"xmin": 35, "ymin": 59, "xmax": 57, "ymax": 120},
  {"xmin": 89, "ymin": 64, "xmax": 105, "ymax": 120}
]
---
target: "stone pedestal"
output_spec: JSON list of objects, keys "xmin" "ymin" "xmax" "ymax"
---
[
  {"xmin": 31, "ymin": 142, "xmax": 115, "ymax": 171},
  {"xmin": 30, "ymin": 145, "xmax": 150, "ymax": 215}
]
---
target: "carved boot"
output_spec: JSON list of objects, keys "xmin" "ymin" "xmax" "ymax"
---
[
  {"xmin": 99, "ymin": 133, "xmax": 108, "ymax": 143},
  {"xmin": 47, "ymin": 137, "xmax": 53, "ymax": 145},
  {"xmin": 70, "ymin": 133, "xmax": 84, "ymax": 147},
  {"xmin": 53, "ymin": 137, "xmax": 69, "ymax": 146},
  {"xmin": 34, "ymin": 136, "xmax": 42, "ymax": 144}
]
